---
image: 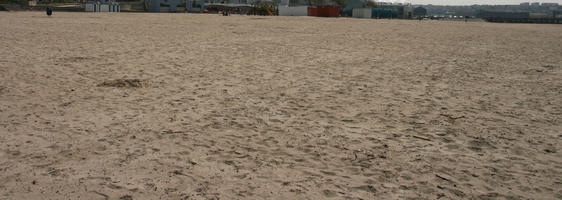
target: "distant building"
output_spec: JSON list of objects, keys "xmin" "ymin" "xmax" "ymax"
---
[
  {"xmin": 413, "ymin": 6, "xmax": 427, "ymax": 17},
  {"xmin": 541, "ymin": 3, "xmax": 559, "ymax": 7},
  {"xmin": 531, "ymin": 2, "xmax": 540, "ymax": 7},
  {"xmin": 478, "ymin": 10, "xmax": 530, "ymax": 19},
  {"xmin": 520, "ymin": 2, "xmax": 529, "ymax": 6}
]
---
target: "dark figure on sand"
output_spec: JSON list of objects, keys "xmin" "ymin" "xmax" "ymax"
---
[{"xmin": 46, "ymin": 7, "xmax": 53, "ymax": 16}]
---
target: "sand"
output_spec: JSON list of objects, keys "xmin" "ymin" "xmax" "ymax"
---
[{"xmin": 0, "ymin": 12, "xmax": 561, "ymax": 199}]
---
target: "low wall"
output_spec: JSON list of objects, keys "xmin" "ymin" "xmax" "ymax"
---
[{"xmin": 118, "ymin": 2, "xmax": 144, "ymax": 12}]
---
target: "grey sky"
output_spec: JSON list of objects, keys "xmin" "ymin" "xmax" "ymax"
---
[{"xmin": 381, "ymin": 1, "xmax": 562, "ymax": 5}]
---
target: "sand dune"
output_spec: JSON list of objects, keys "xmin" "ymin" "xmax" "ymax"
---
[{"xmin": 0, "ymin": 12, "xmax": 561, "ymax": 199}]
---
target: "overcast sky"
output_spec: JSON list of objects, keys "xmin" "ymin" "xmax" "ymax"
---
[{"xmin": 378, "ymin": 0, "xmax": 562, "ymax": 5}]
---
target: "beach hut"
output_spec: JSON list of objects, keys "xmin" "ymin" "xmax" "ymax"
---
[
  {"xmin": 100, "ymin": 4, "xmax": 109, "ymax": 12},
  {"xmin": 85, "ymin": 3, "xmax": 95, "ymax": 12}
]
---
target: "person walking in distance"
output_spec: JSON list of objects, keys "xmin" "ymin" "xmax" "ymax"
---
[{"xmin": 46, "ymin": 7, "xmax": 53, "ymax": 16}]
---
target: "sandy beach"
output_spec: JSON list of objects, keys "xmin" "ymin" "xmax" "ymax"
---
[{"xmin": 0, "ymin": 12, "xmax": 561, "ymax": 199}]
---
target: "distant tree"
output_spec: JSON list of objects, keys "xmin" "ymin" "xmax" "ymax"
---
[
  {"xmin": 365, "ymin": 0, "xmax": 378, "ymax": 8},
  {"xmin": 332, "ymin": 0, "xmax": 346, "ymax": 7},
  {"xmin": 305, "ymin": 0, "xmax": 322, "ymax": 6},
  {"xmin": 288, "ymin": 0, "xmax": 300, "ymax": 6}
]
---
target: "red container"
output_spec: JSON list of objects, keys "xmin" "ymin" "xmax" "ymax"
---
[
  {"xmin": 308, "ymin": 7, "xmax": 318, "ymax": 16},
  {"xmin": 329, "ymin": 6, "xmax": 339, "ymax": 17},
  {"xmin": 308, "ymin": 6, "xmax": 339, "ymax": 17},
  {"xmin": 319, "ymin": 6, "xmax": 339, "ymax": 17}
]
